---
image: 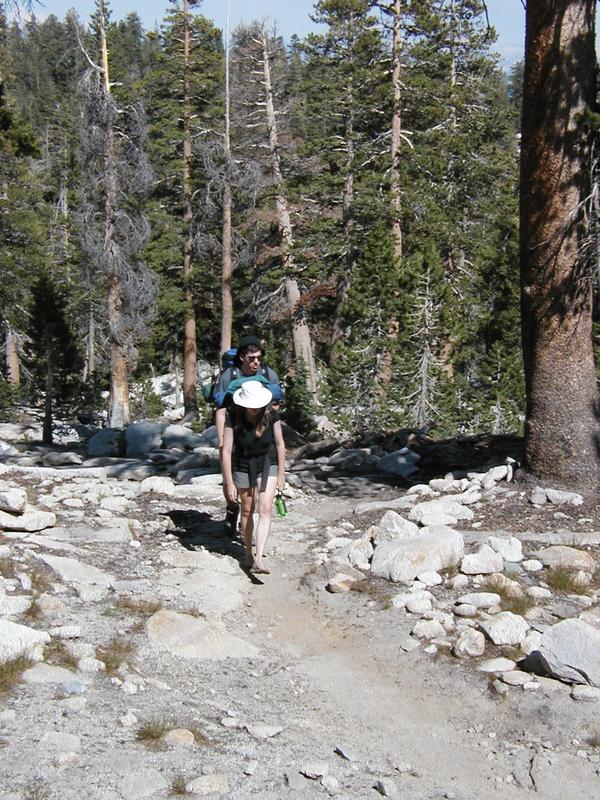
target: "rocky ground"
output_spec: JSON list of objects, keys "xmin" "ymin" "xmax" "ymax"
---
[{"xmin": 0, "ymin": 419, "xmax": 599, "ymax": 800}]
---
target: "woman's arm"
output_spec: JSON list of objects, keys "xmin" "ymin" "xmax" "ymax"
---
[
  {"xmin": 273, "ymin": 419, "xmax": 286, "ymax": 492},
  {"xmin": 222, "ymin": 425, "xmax": 238, "ymax": 504}
]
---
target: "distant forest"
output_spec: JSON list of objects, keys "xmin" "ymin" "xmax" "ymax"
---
[{"xmin": 0, "ymin": 0, "xmax": 527, "ymax": 435}]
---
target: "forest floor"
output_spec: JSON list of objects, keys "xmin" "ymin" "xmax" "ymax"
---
[{"xmin": 1, "ymin": 457, "xmax": 600, "ymax": 800}]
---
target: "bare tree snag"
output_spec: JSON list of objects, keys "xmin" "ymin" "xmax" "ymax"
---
[
  {"xmin": 5, "ymin": 325, "xmax": 20, "ymax": 385},
  {"xmin": 182, "ymin": 0, "xmax": 199, "ymax": 419},
  {"xmin": 220, "ymin": 0, "xmax": 233, "ymax": 356},
  {"xmin": 260, "ymin": 27, "xmax": 318, "ymax": 399},
  {"xmin": 520, "ymin": 0, "xmax": 600, "ymax": 489}
]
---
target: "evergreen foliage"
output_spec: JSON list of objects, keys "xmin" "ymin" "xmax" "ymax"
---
[{"xmin": 0, "ymin": 1, "xmax": 528, "ymax": 438}]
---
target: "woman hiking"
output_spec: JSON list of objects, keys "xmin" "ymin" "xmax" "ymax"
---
[{"xmin": 221, "ymin": 380, "xmax": 285, "ymax": 574}]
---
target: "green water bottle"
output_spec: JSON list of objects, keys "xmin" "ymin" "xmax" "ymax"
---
[{"xmin": 275, "ymin": 491, "xmax": 288, "ymax": 518}]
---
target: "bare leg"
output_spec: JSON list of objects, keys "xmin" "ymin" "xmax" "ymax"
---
[
  {"xmin": 253, "ymin": 476, "xmax": 277, "ymax": 572},
  {"xmin": 238, "ymin": 488, "xmax": 256, "ymax": 565}
]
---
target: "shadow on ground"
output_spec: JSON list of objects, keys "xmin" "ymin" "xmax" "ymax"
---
[{"xmin": 164, "ymin": 509, "xmax": 264, "ymax": 585}]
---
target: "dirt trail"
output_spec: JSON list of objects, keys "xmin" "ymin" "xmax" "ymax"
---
[{"xmin": 243, "ymin": 493, "xmax": 598, "ymax": 800}]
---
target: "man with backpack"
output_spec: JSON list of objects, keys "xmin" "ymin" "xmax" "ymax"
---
[{"xmin": 214, "ymin": 335, "xmax": 283, "ymax": 533}]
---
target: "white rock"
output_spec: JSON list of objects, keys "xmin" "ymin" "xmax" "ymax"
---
[
  {"xmin": 417, "ymin": 571, "xmax": 443, "ymax": 587},
  {"xmin": 545, "ymin": 488, "xmax": 584, "ymax": 506},
  {"xmin": 522, "ymin": 559, "xmax": 543, "ymax": 572},
  {"xmin": 139, "ymin": 476, "xmax": 176, "ymax": 496},
  {"xmin": 0, "ymin": 619, "xmax": 50, "ymax": 661},
  {"xmin": 488, "ymin": 536, "xmax": 522, "ymax": 562},
  {"xmin": 448, "ymin": 574, "xmax": 469, "ymax": 591},
  {"xmin": 571, "ymin": 685, "xmax": 600, "ymax": 702},
  {"xmin": 521, "ymin": 630, "xmax": 543, "ymax": 655},
  {"xmin": 527, "ymin": 586, "xmax": 552, "ymax": 600},
  {"xmin": 371, "ymin": 526, "xmax": 464, "ymax": 584},
  {"xmin": 0, "ymin": 489, "xmax": 27, "ymax": 514},
  {"xmin": 479, "ymin": 612, "xmax": 529, "ymax": 646},
  {"xmin": 453, "ymin": 629, "xmax": 485, "ymax": 658},
  {"xmin": 391, "ymin": 589, "xmax": 432, "ymax": 609},
  {"xmin": 406, "ymin": 595, "xmax": 433, "ymax": 614},
  {"xmin": 456, "ymin": 592, "xmax": 502, "ymax": 609},
  {"xmin": 499, "ymin": 671, "xmax": 531, "ymax": 686},
  {"xmin": 23, "ymin": 663, "xmax": 77, "ymax": 684},
  {"xmin": 185, "ymin": 774, "xmax": 229, "ymax": 796},
  {"xmin": 243, "ymin": 723, "xmax": 283, "ymax": 739},
  {"xmin": 0, "ymin": 508, "xmax": 56, "ymax": 532},
  {"xmin": 147, "ymin": 610, "xmax": 259, "ymax": 660},
  {"xmin": 409, "ymin": 500, "xmax": 474, "ymax": 527},
  {"xmin": 412, "ymin": 619, "xmax": 446, "ymax": 639},
  {"xmin": 35, "ymin": 553, "xmax": 115, "ymax": 591},
  {"xmin": 326, "ymin": 573, "xmax": 357, "ymax": 593},
  {"xmin": 461, "ymin": 545, "xmax": 504, "ymax": 575},
  {"xmin": 454, "ymin": 603, "xmax": 478, "ymax": 618},
  {"xmin": 536, "ymin": 618, "xmax": 600, "ymax": 687},
  {"xmin": 374, "ymin": 510, "xmax": 419, "ymax": 544},
  {"xmin": 477, "ymin": 657, "xmax": 517, "ymax": 672},
  {"xmin": 533, "ymin": 545, "xmax": 595, "ymax": 572}
]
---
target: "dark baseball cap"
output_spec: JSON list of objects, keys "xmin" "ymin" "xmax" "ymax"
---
[{"xmin": 236, "ymin": 335, "xmax": 263, "ymax": 355}]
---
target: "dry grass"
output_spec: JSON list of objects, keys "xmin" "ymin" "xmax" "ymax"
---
[
  {"xmin": 96, "ymin": 635, "xmax": 135, "ymax": 675},
  {"xmin": 23, "ymin": 598, "xmax": 42, "ymax": 622},
  {"xmin": 588, "ymin": 731, "xmax": 600, "ymax": 748},
  {"xmin": 0, "ymin": 558, "xmax": 16, "ymax": 578},
  {"xmin": 21, "ymin": 779, "xmax": 51, "ymax": 800},
  {"xmin": 480, "ymin": 574, "xmax": 511, "ymax": 598},
  {"xmin": 545, "ymin": 566, "xmax": 590, "ymax": 595},
  {"xmin": 169, "ymin": 775, "xmax": 190, "ymax": 796},
  {"xmin": 189, "ymin": 724, "xmax": 210, "ymax": 746},
  {"xmin": 136, "ymin": 717, "xmax": 171, "ymax": 747},
  {"xmin": 501, "ymin": 594, "xmax": 535, "ymax": 616},
  {"xmin": 441, "ymin": 563, "xmax": 459, "ymax": 580},
  {"xmin": 0, "ymin": 655, "xmax": 33, "ymax": 697},
  {"xmin": 115, "ymin": 597, "xmax": 162, "ymax": 616},
  {"xmin": 29, "ymin": 568, "xmax": 52, "ymax": 594},
  {"xmin": 350, "ymin": 579, "xmax": 393, "ymax": 608},
  {"xmin": 44, "ymin": 640, "xmax": 78, "ymax": 671}
]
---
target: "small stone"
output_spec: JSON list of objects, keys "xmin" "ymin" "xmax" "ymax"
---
[
  {"xmin": 571, "ymin": 685, "xmax": 600, "ymax": 702},
  {"xmin": 499, "ymin": 671, "xmax": 530, "ymax": 686},
  {"xmin": 322, "ymin": 775, "xmax": 340, "ymax": 794},
  {"xmin": 457, "ymin": 592, "xmax": 502, "ymax": 609},
  {"xmin": 488, "ymin": 536, "xmax": 523, "ymax": 562},
  {"xmin": 243, "ymin": 723, "xmax": 283, "ymax": 739},
  {"xmin": 416, "ymin": 571, "xmax": 443, "ymax": 586},
  {"xmin": 326, "ymin": 573, "xmax": 357, "ymax": 593},
  {"xmin": 527, "ymin": 586, "xmax": 552, "ymax": 600},
  {"xmin": 162, "ymin": 728, "xmax": 195, "ymax": 747},
  {"xmin": 477, "ymin": 657, "xmax": 517, "ymax": 673},
  {"xmin": 454, "ymin": 603, "xmax": 478, "ymax": 618},
  {"xmin": 461, "ymin": 545, "xmax": 504, "ymax": 575},
  {"xmin": 119, "ymin": 711, "xmax": 138, "ymax": 727},
  {"xmin": 453, "ymin": 629, "xmax": 485, "ymax": 658},
  {"xmin": 185, "ymin": 774, "xmax": 229, "ymax": 795},
  {"xmin": 412, "ymin": 619, "xmax": 445, "ymax": 639},
  {"xmin": 448, "ymin": 574, "xmax": 469, "ymax": 590},
  {"xmin": 335, "ymin": 744, "xmax": 358, "ymax": 762},
  {"xmin": 301, "ymin": 762, "xmax": 329, "ymax": 779},
  {"xmin": 522, "ymin": 560, "xmax": 543, "ymax": 572},
  {"xmin": 375, "ymin": 778, "xmax": 399, "ymax": 798},
  {"xmin": 244, "ymin": 760, "xmax": 258, "ymax": 776}
]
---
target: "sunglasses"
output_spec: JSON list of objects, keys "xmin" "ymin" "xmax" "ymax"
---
[{"xmin": 246, "ymin": 355, "xmax": 262, "ymax": 362}]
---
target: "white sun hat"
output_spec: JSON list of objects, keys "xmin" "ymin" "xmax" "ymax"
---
[{"xmin": 233, "ymin": 380, "xmax": 273, "ymax": 409}]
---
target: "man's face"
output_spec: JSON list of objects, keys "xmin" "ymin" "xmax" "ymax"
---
[{"xmin": 240, "ymin": 346, "xmax": 262, "ymax": 375}]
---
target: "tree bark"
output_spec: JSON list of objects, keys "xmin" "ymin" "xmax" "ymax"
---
[
  {"xmin": 5, "ymin": 325, "xmax": 20, "ymax": 385},
  {"xmin": 182, "ymin": 0, "xmax": 199, "ymax": 419},
  {"xmin": 391, "ymin": 0, "xmax": 403, "ymax": 263},
  {"xmin": 260, "ymin": 28, "xmax": 319, "ymax": 399},
  {"xmin": 520, "ymin": 0, "xmax": 600, "ymax": 488},
  {"xmin": 100, "ymin": 7, "xmax": 130, "ymax": 429},
  {"xmin": 220, "ymin": 0, "xmax": 233, "ymax": 356}
]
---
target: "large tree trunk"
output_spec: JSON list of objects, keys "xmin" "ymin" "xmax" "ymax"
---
[
  {"xmin": 100, "ymin": 11, "xmax": 130, "ymax": 429},
  {"xmin": 5, "ymin": 325, "xmax": 20, "ymax": 385},
  {"xmin": 83, "ymin": 308, "xmax": 95, "ymax": 382},
  {"xmin": 220, "ymin": 1, "xmax": 233, "ymax": 356},
  {"xmin": 520, "ymin": 0, "xmax": 600, "ymax": 488},
  {"xmin": 261, "ymin": 28, "xmax": 318, "ymax": 399},
  {"xmin": 43, "ymin": 333, "xmax": 53, "ymax": 446},
  {"xmin": 181, "ymin": 0, "xmax": 199, "ymax": 419}
]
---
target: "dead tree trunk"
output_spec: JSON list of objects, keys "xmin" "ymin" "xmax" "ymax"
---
[
  {"xmin": 520, "ymin": 0, "xmax": 600, "ymax": 488},
  {"xmin": 5, "ymin": 325, "xmax": 20, "ymax": 385},
  {"xmin": 182, "ymin": 0, "xmax": 199, "ymax": 419},
  {"xmin": 220, "ymin": 1, "xmax": 233, "ymax": 356},
  {"xmin": 100, "ymin": 11, "xmax": 130, "ymax": 429},
  {"xmin": 260, "ymin": 28, "xmax": 318, "ymax": 399}
]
